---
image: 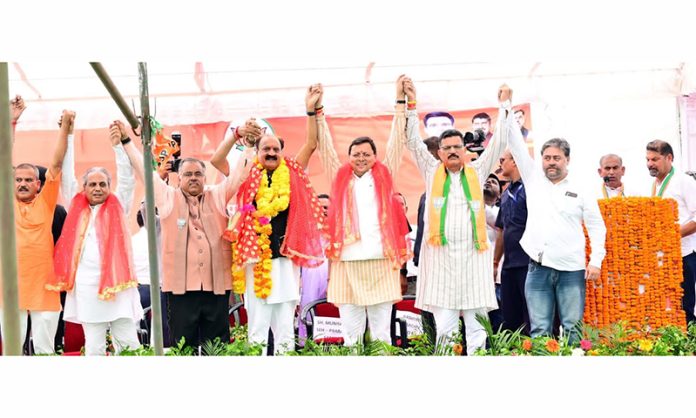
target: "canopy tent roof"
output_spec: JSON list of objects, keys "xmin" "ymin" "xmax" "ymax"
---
[{"xmin": 9, "ymin": 61, "xmax": 696, "ymax": 131}]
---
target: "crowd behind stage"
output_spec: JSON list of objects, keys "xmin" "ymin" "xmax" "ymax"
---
[{"xmin": 2, "ymin": 75, "xmax": 696, "ymax": 356}]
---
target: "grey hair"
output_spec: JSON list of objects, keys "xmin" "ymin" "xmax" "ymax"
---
[
  {"xmin": 599, "ymin": 153, "xmax": 623, "ymax": 167},
  {"xmin": 14, "ymin": 163, "xmax": 40, "ymax": 178},
  {"xmin": 82, "ymin": 167, "xmax": 112, "ymax": 187},
  {"xmin": 541, "ymin": 138, "xmax": 571, "ymax": 158},
  {"xmin": 176, "ymin": 157, "xmax": 206, "ymax": 174}
]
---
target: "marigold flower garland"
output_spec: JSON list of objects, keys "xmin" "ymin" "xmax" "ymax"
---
[
  {"xmin": 231, "ymin": 158, "xmax": 291, "ymax": 299},
  {"xmin": 584, "ymin": 197, "xmax": 685, "ymax": 334}
]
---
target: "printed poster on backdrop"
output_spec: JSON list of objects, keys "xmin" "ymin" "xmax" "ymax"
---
[{"xmin": 12, "ymin": 104, "xmax": 533, "ymax": 230}]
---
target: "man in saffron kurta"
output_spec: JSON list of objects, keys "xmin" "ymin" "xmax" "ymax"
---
[
  {"xmin": 0, "ymin": 109, "xmax": 70, "ymax": 355},
  {"xmin": 48, "ymin": 120, "xmax": 143, "ymax": 356},
  {"xmin": 316, "ymin": 78, "xmax": 411, "ymax": 346},
  {"xmin": 403, "ymin": 80, "xmax": 512, "ymax": 354}
]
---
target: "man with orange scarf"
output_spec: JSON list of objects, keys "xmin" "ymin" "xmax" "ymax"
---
[
  {"xmin": 224, "ymin": 86, "xmax": 326, "ymax": 354},
  {"xmin": 47, "ymin": 120, "xmax": 143, "ymax": 355},
  {"xmin": 316, "ymin": 78, "xmax": 411, "ymax": 346},
  {"xmin": 403, "ymin": 79, "xmax": 514, "ymax": 355}
]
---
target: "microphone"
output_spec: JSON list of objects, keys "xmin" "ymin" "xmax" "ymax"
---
[{"xmin": 603, "ymin": 176, "xmax": 611, "ymax": 184}]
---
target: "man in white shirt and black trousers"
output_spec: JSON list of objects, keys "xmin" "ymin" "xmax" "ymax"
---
[{"xmin": 507, "ymin": 132, "xmax": 607, "ymax": 344}]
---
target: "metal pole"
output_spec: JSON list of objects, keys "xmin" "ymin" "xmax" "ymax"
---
[
  {"xmin": 0, "ymin": 62, "xmax": 22, "ymax": 355},
  {"xmin": 89, "ymin": 62, "xmax": 141, "ymax": 132},
  {"xmin": 138, "ymin": 63, "xmax": 164, "ymax": 355}
]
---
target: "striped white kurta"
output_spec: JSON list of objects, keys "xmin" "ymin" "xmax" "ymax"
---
[
  {"xmin": 405, "ymin": 107, "xmax": 514, "ymax": 311},
  {"xmin": 317, "ymin": 105, "xmax": 406, "ymax": 306}
]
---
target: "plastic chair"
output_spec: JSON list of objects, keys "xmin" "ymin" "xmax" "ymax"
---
[
  {"xmin": 62, "ymin": 321, "xmax": 85, "ymax": 356},
  {"xmin": 390, "ymin": 295, "xmax": 422, "ymax": 348},
  {"xmin": 299, "ymin": 298, "xmax": 345, "ymax": 345},
  {"xmin": 137, "ymin": 306, "xmax": 152, "ymax": 346},
  {"xmin": 228, "ymin": 302, "xmax": 248, "ymax": 328}
]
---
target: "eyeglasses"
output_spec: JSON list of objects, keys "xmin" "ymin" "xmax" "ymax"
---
[
  {"xmin": 350, "ymin": 152, "xmax": 374, "ymax": 159},
  {"xmin": 181, "ymin": 171, "xmax": 205, "ymax": 178},
  {"xmin": 440, "ymin": 144, "xmax": 464, "ymax": 151}
]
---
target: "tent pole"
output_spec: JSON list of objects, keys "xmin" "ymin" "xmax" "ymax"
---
[
  {"xmin": 89, "ymin": 62, "xmax": 141, "ymax": 132},
  {"xmin": 90, "ymin": 62, "xmax": 164, "ymax": 354},
  {"xmin": 0, "ymin": 62, "xmax": 23, "ymax": 355},
  {"xmin": 138, "ymin": 63, "xmax": 164, "ymax": 355}
]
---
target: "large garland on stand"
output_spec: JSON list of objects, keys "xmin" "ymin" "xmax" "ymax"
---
[
  {"xmin": 584, "ymin": 197, "xmax": 685, "ymax": 335},
  {"xmin": 232, "ymin": 158, "xmax": 290, "ymax": 299}
]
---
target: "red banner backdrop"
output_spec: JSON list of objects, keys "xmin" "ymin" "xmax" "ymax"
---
[{"xmin": 12, "ymin": 104, "xmax": 531, "ymax": 229}]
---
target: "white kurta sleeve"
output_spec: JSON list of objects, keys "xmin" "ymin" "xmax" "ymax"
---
[
  {"xmin": 382, "ymin": 104, "xmax": 406, "ymax": 176},
  {"xmin": 61, "ymin": 133, "xmax": 79, "ymax": 210},
  {"xmin": 113, "ymin": 143, "xmax": 135, "ymax": 216},
  {"xmin": 316, "ymin": 114, "xmax": 342, "ymax": 181},
  {"xmin": 405, "ymin": 109, "xmax": 440, "ymax": 178},
  {"xmin": 505, "ymin": 109, "xmax": 536, "ymax": 186}
]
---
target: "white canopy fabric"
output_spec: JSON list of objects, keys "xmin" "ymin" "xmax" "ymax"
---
[{"xmin": 9, "ymin": 61, "xmax": 696, "ymax": 186}]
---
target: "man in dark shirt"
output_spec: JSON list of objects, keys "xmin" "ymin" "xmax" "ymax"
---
[{"xmin": 494, "ymin": 150, "xmax": 530, "ymax": 334}]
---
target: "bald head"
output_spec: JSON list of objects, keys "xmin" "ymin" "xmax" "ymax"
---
[{"xmin": 597, "ymin": 153, "xmax": 625, "ymax": 188}]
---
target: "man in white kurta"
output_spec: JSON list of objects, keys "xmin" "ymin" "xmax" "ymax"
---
[
  {"xmin": 317, "ymin": 81, "xmax": 408, "ymax": 346},
  {"xmin": 403, "ymin": 82, "xmax": 514, "ymax": 354},
  {"xmin": 60, "ymin": 127, "xmax": 143, "ymax": 356}
]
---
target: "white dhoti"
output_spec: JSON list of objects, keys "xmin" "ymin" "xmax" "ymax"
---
[{"xmin": 244, "ymin": 257, "xmax": 300, "ymax": 355}]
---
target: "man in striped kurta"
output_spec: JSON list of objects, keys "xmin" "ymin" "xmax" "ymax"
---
[
  {"xmin": 403, "ymin": 80, "xmax": 515, "ymax": 354},
  {"xmin": 316, "ymin": 78, "xmax": 411, "ymax": 346}
]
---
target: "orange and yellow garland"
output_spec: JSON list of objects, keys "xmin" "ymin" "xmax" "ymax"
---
[
  {"xmin": 231, "ymin": 158, "xmax": 290, "ymax": 299},
  {"xmin": 583, "ymin": 197, "xmax": 685, "ymax": 333}
]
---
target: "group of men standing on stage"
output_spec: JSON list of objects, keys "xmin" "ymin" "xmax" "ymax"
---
[{"xmin": 3, "ymin": 72, "xmax": 695, "ymax": 356}]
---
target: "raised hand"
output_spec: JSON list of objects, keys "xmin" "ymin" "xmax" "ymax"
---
[
  {"xmin": 10, "ymin": 95, "xmax": 26, "ymax": 123},
  {"xmin": 305, "ymin": 84, "xmax": 322, "ymax": 112},
  {"xmin": 113, "ymin": 120, "xmax": 130, "ymax": 141},
  {"xmin": 237, "ymin": 118, "xmax": 264, "ymax": 146},
  {"xmin": 396, "ymin": 74, "xmax": 406, "ymax": 100},
  {"xmin": 403, "ymin": 77, "xmax": 416, "ymax": 101},
  {"xmin": 108, "ymin": 123, "xmax": 122, "ymax": 146},
  {"xmin": 58, "ymin": 110, "xmax": 76, "ymax": 134},
  {"xmin": 315, "ymin": 83, "xmax": 324, "ymax": 109},
  {"xmin": 498, "ymin": 84, "xmax": 512, "ymax": 105}
]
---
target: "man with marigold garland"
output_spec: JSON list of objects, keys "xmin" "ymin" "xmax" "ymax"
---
[
  {"xmin": 316, "ymin": 77, "xmax": 412, "ymax": 346},
  {"xmin": 223, "ymin": 85, "xmax": 327, "ymax": 354}
]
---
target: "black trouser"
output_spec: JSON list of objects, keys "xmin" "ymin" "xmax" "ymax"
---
[
  {"xmin": 421, "ymin": 310, "xmax": 436, "ymax": 347},
  {"xmin": 501, "ymin": 266, "xmax": 530, "ymax": 335},
  {"xmin": 167, "ymin": 290, "xmax": 230, "ymax": 349},
  {"xmin": 682, "ymin": 252, "xmax": 696, "ymax": 324},
  {"xmin": 139, "ymin": 285, "xmax": 172, "ymax": 347}
]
